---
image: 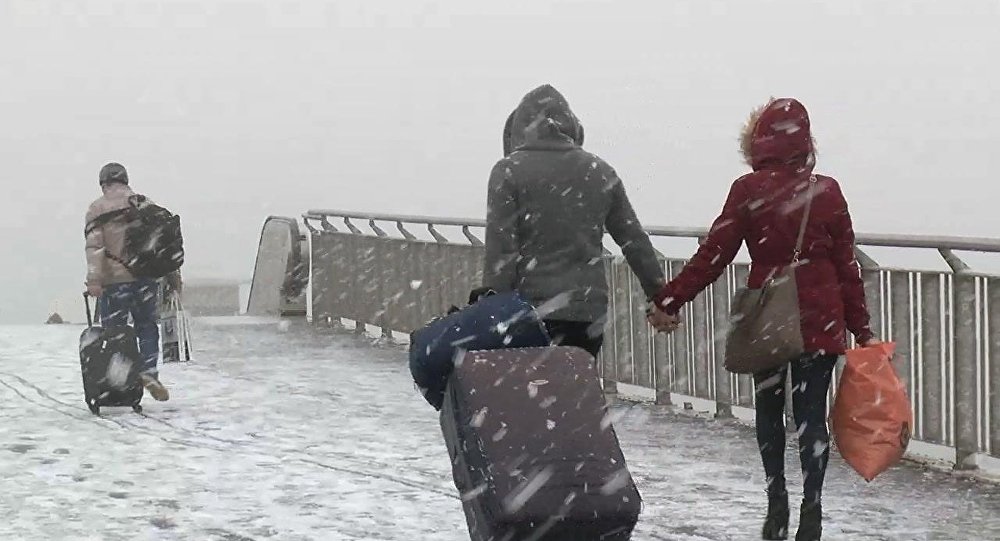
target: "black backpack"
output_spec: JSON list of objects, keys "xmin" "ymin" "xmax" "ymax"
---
[{"xmin": 85, "ymin": 195, "xmax": 184, "ymax": 279}]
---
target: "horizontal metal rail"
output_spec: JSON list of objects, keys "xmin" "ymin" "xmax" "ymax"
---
[
  {"xmin": 305, "ymin": 209, "xmax": 486, "ymax": 229},
  {"xmin": 305, "ymin": 209, "xmax": 1000, "ymax": 254}
]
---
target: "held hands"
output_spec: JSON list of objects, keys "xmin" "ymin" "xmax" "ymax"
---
[
  {"xmin": 86, "ymin": 284, "xmax": 103, "ymax": 298},
  {"xmin": 646, "ymin": 302, "xmax": 681, "ymax": 334}
]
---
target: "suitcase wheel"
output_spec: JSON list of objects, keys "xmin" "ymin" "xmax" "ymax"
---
[{"xmin": 132, "ymin": 404, "xmax": 143, "ymax": 414}]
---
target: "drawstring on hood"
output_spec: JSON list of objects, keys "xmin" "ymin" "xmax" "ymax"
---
[
  {"xmin": 502, "ymin": 84, "xmax": 584, "ymax": 156},
  {"xmin": 740, "ymin": 98, "xmax": 816, "ymax": 173}
]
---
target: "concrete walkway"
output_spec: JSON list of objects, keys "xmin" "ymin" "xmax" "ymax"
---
[{"xmin": 1, "ymin": 319, "xmax": 998, "ymax": 540}]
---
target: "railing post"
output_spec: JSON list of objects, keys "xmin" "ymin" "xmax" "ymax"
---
[
  {"xmin": 343, "ymin": 219, "xmax": 366, "ymax": 335},
  {"xmin": 989, "ymin": 278, "xmax": 1000, "ymax": 458},
  {"xmin": 462, "ymin": 226, "xmax": 484, "ymax": 246},
  {"xmin": 343, "ymin": 217, "xmax": 363, "ymax": 235},
  {"xmin": 365, "ymin": 220, "xmax": 393, "ymax": 340},
  {"xmin": 319, "ymin": 217, "xmax": 337, "ymax": 232},
  {"xmin": 732, "ymin": 264, "xmax": 754, "ymax": 408},
  {"xmin": 670, "ymin": 260, "xmax": 692, "ymax": 398},
  {"xmin": 649, "ymin": 249, "xmax": 671, "ymax": 405},
  {"xmin": 919, "ymin": 273, "xmax": 945, "ymax": 445},
  {"xmin": 613, "ymin": 257, "xmax": 635, "ymax": 392},
  {"xmin": 712, "ymin": 270, "xmax": 733, "ymax": 418},
  {"xmin": 369, "ymin": 219, "xmax": 387, "ymax": 238},
  {"xmin": 855, "ymin": 247, "xmax": 882, "ymax": 339},
  {"xmin": 653, "ymin": 329, "xmax": 671, "ymax": 405},
  {"xmin": 602, "ymin": 250, "xmax": 620, "ymax": 397},
  {"xmin": 396, "ymin": 222, "xmax": 416, "ymax": 241},
  {"xmin": 889, "ymin": 270, "xmax": 913, "ymax": 420},
  {"xmin": 943, "ymin": 249, "xmax": 978, "ymax": 470},
  {"xmin": 426, "ymin": 224, "xmax": 447, "ymax": 243}
]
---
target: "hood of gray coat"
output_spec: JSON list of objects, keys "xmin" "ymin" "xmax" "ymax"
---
[{"xmin": 502, "ymin": 85, "xmax": 585, "ymax": 156}]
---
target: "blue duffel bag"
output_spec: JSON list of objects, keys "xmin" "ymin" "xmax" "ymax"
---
[{"xmin": 409, "ymin": 290, "xmax": 551, "ymax": 410}]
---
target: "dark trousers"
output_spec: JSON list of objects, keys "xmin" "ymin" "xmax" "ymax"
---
[
  {"xmin": 753, "ymin": 353, "xmax": 837, "ymax": 503},
  {"xmin": 99, "ymin": 279, "xmax": 161, "ymax": 376},
  {"xmin": 543, "ymin": 319, "xmax": 604, "ymax": 359}
]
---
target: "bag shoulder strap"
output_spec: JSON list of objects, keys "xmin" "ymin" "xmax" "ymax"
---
[
  {"xmin": 129, "ymin": 194, "xmax": 157, "ymax": 210},
  {"xmin": 791, "ymin": 175, "xmax": 818, "ymax": 263},
  {"xmin": 84, "ymin": 202, "xmax": 140, "ymax": 270},
  {"xmin": 84, "ymin": 207, "xmax": 131, "ymax": 237}
]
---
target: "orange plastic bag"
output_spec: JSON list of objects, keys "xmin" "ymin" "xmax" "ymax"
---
[{"xmin": 830, "ymin": 343, "xmax": 913, "ymax": 481}]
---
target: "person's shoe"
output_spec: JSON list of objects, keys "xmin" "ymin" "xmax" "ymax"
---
[
  {"xmin": 795, "ymin": 501, "xmax": 822, "ymax": 541},
  {"xmin": 762, "ymin": 490, "xmax": 790, "ymax": 540},
  {"xmin": 140, "ymin": 373, "xmax": 170, "ymax": 402}
]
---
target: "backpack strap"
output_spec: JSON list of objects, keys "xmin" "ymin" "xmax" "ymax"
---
[
  {"xmin": 104, "ymin": 249, "xmax": 134, "ymax": 272},
  {"xmin": 84, "ymin": 208, "xmax": 130, "ymax": 237},
  {"xmin": 84, "ymin": 206, "xmax": 136, "ymax": 272}
]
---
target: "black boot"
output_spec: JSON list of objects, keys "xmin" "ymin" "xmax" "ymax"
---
[
  {"xmin": 762, "ymin": 490, "xmax": 789, "ymax": 540},
  {"xmin": 795, "ymin": 501, "xmax": 822, "ymax": 541}
]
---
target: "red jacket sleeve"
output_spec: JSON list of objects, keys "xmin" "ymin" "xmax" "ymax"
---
[
  {"xmin": 653, "ymin": 179, "xmax": 749, "ymax": 314},
  {"xmin": 828, "ymin": 180, "xmax": 874, "ymax": 343}
]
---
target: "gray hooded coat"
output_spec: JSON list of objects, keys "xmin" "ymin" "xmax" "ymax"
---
[{"xmin": 483, "ymin": 85, "xmax": 664, "ymax": 322}]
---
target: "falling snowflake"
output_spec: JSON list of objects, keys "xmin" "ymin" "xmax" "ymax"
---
[
  {"xmin": 470, "ymin": 407, "xmax": 488, "ymax": 428},
  {"xmin": 599, "ymin": 468, "xmax": 630, "ymax": 495},
  {"xmin": 527, "ymin": 379, "xmax": 549, "ymax": 399},
  {"xmin": 105, "ymin": 353, "xmax": 131, "ymax": 389},
  {"xmin": 502, "ymin": 466, "xmax": 555, "ymax": 513}
]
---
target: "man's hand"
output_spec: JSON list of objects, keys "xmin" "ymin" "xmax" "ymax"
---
[
  {"xmin": 167, "ymin": 273, "xmax": 183, "ymax": 296},
  {"xmin": 86, "ymin": 284, "xmax": 103, "ymax": 298}
]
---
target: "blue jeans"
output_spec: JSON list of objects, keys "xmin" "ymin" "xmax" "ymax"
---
[{"xmin": 99, "ymin": 280, "xmax": 161, "ymax": 376}]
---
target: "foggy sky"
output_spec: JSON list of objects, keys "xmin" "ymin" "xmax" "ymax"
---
[{"xmin": 1, "ymin": 0, "xmax": 998, "ymax": 323}]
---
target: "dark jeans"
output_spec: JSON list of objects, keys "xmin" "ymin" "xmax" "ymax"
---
[
  {"xmin": 543, "ymin": 319, "xmax": 604, "ymax": 359},
  {"xmin": 753, "ymin": 353, "xmax": 837, "ymax": 504},
  {"xmin": 99, "ymin": 280, "xmax": 161, "ymax": 376}
]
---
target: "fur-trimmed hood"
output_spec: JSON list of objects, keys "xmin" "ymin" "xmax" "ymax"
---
[{"xmin": 740, "ymin": 98, "xmax": 815, "ymax": 172}]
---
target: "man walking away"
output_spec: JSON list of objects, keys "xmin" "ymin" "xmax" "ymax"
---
[{"xmin": 85, "ymin": 162, "xmax": 183, "ymax": 401}]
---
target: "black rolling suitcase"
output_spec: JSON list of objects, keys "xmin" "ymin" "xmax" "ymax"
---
[
  {"xmin": 79, "ymin": 293, "xmax": 144, "ymax": 415},
  {"xmin": 440, "ymin": 347, "xmax": 641, "ymax": 541}
]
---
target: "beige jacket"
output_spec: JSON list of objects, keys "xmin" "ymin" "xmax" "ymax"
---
[
  {"xmin": 85, "ymin": 184, "xmax": 181, "ymax": 288},
  {"xmin": 85, "ymin": 184, "xmax": 137, "ymax": 287}
]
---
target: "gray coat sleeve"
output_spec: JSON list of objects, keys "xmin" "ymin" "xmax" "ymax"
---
[
  {"xmin": 483, "ymin": 161, "xmax": 520, "ymax": 292},
  {"xmin": 605, "ymin": 173, "xmax": 665, "ymax": 299}
]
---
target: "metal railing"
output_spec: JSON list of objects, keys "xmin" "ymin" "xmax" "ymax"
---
[{"xmin": 303, "ymin": 208, "xmax": 1000, "ymax": 468}]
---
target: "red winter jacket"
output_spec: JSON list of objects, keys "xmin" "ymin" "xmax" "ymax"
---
[{"xmin": 653, "ymin": 98, "xmax": 873, "ymax": 355}]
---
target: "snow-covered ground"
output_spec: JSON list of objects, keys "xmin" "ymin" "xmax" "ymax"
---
[{"xmin": 2, "ymin": 319, "xmax": 1000, "ymax": 541}]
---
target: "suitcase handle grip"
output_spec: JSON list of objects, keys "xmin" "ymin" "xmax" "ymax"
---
[{"xmin": 83, "ymin": 292, "xmax": 93, "ymax": 327}]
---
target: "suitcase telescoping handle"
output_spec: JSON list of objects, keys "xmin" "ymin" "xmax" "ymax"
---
[{"xmin": 83, "ymin": 292, "xmax": 93, "ymax": 327}]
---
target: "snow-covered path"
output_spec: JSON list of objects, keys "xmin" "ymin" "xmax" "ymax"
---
[{"xmin": 2, "ymin": 319, "xmax": 999, "ymax": 541}]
